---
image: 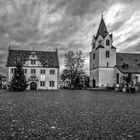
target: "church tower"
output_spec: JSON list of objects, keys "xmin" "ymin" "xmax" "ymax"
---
[{"xmin": 89, "ymin": 13, "xmax": 116, "ymax": 87}]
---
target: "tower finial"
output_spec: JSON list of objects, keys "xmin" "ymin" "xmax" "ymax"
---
[{"xmin": 101, "ymin": 11, "xmax": 103, "ymax": 18}]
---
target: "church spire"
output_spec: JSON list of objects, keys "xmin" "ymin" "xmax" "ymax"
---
[
  {"xmin": 101, "ymin": 11, "xmax": 103, "ymax": 18},
  {"xmin": 96, "ymin": 12, "xmax": 108, "ymax": 38}
]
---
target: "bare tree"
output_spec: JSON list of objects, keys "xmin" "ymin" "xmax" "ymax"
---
[{"xmin": 61, "ymin": 51, "xmax": 85, "ymax": 88}]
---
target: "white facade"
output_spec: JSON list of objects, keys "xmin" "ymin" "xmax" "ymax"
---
[
  {"xmin": 89, "ymin": 17, "xmax": 116, "ymax": 87},
  {"xmin": 7, "ymin": 50, "xmax": 59, "ymax": 90},
  {"xmin": 90, "ymin": 16, "xmax": 140, "ymax": 88},
  {"xmin": 7, "ymin": 67, "xmax": 59, "ymax": 90}
]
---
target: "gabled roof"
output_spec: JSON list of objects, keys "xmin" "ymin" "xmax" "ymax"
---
[
  {"xmin": 6, "ymin": 49, "xmax": 59, "ymax": 68},
  {"xmin": 116, "ymin": 53, "xmax": 140, "ymax": 74},
  {"xmin": 96, "ymin": 17, "xmax": 108, "ymax": 38},
  {"xmin": 111, "ymin": 46, "xmax": 116, "ymax": 49},
  {"xmin": 109, "ymin": 34, "xmax": 113, "ymax": 40},
  {"xmin": 95, "ymin": 45, "xmax": 104, "ymax": 50}
]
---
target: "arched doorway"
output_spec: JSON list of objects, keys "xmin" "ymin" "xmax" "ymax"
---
[
  {"xmin": 93, "ymin": 79, "xmax": 96, "ymax": 88},
  {"xmin": 30, "ymin": 82, "xmax": 37, "ymax": 90}
]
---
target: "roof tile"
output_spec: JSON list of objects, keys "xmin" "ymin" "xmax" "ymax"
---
[
  {"xmin": 6, "ymin": 49, "xmax": 59, "ymax": 68},
  {"xmin": 116, "ymin": 53, "xmax": 140, "ymax": 73}
]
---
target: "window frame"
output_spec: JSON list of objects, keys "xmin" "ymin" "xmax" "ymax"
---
[
  {"xmin": 50, "ymin": 70, "xmax": 55, "ymax": 75},
  {"xmin": 40, "ymin": 69, "xmax": 45, "ymax": 74},
  {"xmin": 31, "ymin": 60, "xmax": 36, "ymax": 65},
  {"xmin": 106, "ymin": 39, "xmax": 110, "ymax": 46},
  {"xmin": 31, "ymin": 69, "xmax": 36, "ymax": 74},
  {"xmin": 107, "ymin": 62, "xmax": 109, "ymax": 67},
  {"xmin": 11, "ymin": 68, "xmax": 15, "ymax": 74},
  {"xmin": 116, "ymin": 73, "xmax": 119, "ymax": 84},
  {"xmin": 24, "ymin": 69, "xmax": 27, "ymax": 74},
  {"xmin": 50, "ymin": 81, "xmax": 54, "ymax": 87},
  {"xmin": 40, "ymin": 81, "xmax": 45, "ymax": 87},
  {"xmin": 93, "ymin": 53, "xmax": 95, "ymax": 60},
  {"xmin": 106, "ymin": 51, "xmax": 110, "ymax": 58}
]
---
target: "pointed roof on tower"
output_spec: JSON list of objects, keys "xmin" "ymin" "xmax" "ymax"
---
[{"xmin": 96, "ymin": 12, "xmax": 108, "ymax": 38}]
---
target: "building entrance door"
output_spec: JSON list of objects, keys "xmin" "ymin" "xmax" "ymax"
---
[
  {"xmin": 30, "ymin": 82, "xmax": 37, "ymax": 90},
  {"xmin": 93, "ymin": 79, "xmax": 96, "ymax": 88}
]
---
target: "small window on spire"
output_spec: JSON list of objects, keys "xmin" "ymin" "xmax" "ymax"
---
[{"xmin": 106, "ymin": 39, "xmax": 110, "ymax": 46}]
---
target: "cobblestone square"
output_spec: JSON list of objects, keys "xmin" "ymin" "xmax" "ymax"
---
[{"xmin": 0, "ymin": 90, "xmax": 140, "ymax": 140}]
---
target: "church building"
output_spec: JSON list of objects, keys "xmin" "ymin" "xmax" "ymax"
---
[
  {"xmin": 90, "ymin": 14, "xmax": 140, "ymax": 88},
  {"xmin": 6, "ymin": 48, "xmax": 59, "ymax": 90}
]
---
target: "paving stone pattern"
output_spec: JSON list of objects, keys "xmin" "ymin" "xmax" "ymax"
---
[{"xmin": 0, "ymin": 90, "xmax": 140, "ymax": 140}]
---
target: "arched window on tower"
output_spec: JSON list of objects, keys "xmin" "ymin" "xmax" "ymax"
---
[
  {"xmin": 93, "ymin": 53, "xmax": 95, "ymax": 60},
  {"xmin": 106, "ymin": 39, "xmax": 110, "ymax": 46},
  {"xmin": 106, "ymin": 51, "xmax": 110, "ymax": 58}
]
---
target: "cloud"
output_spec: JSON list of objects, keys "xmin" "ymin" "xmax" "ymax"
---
[{"xmin": 0, "ymin": 0, "xmax": 140, "ymax": 75}]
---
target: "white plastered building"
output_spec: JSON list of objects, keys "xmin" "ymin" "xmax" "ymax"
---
[
  {"xmin": 7, "ymin": 49, "xmax": 59, "ymax": 90},
  {"xmin": 90, "ymin": 15, "xmax": 140, "ymax": 88}
]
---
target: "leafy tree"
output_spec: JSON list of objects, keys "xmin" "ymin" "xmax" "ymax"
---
[
  {"xmin": 9, "ymin": 62, "xmax": 28, "ymax": 91},
  {"xmin": 74, "ymin": 76, "xmax": 81, "ymax": 88},
  {"xmin": 60, "ymin": 69, "xmax": 71, "ymax": 82},
  {"xmin": 61, "ymin": 51, "xmax": 85, "ymax": 88}
]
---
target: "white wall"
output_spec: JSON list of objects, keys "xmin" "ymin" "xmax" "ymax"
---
[
  {"xmin": 89, "ymin": 30, "xmax": 116, "ymax": 88},
  {"xmin": 99, "ymin": 68, "xmax": 115, "ymax": 87},
  {"xmin": 135, "ymin": 74, "xmax": 140, "ymax": 82},
  {"xmin": 90, "ymin": 48, "xmax": 99, "ymax": 70},
  {"xmin": 8, "ymin": 67, "xmax": 59, "ymax": 90},
  {"xmin": 89, "ymin": 68, "xmax": 99, "ymax": 87},
  {"xmin": 99, "ymin": 47, "xmax": 116, "ymax": 67},
  {"xmin": 115, "ymin": 68, "xmax": 123, "ymax": 84}
]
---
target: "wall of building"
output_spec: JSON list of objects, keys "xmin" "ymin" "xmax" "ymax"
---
[
  {"xmin": 89, "ymin": 68, "xmax": 99, "ymax": 87},
  {"xmin": 99, "ymin": 68, "xmax": 115, "ymax": 87},
  {"xmin": 99, "ymin": 48, "xmax": 116, "ymax": 67},
  {"xmin": 135, "ymin": 74, "xmax": 140, "ymax": 83},
  {"xmin": 115, "ymin": 68, "xmax": 123, "ymax": 84},
  {"xmin": 7, "ymin": 67, "xmax": 59, "ymax": 90},
  {"xmin": 90, "ymin": 33, "xmax": 116, "ymax": 88},
  {"xmin": 90, "ymin": 49, "xmax": 99, "ymax": 70},
  {"xmin": 115, "ymin": 69, "xmax": 140, "ymax": 85}
]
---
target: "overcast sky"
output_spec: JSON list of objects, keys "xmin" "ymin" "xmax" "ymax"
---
[{"xmin": 0, "ymin": 0, "xmax": 140, "ymax": 75}]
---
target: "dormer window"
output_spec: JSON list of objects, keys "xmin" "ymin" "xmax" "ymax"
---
[
  {"xmin": 31, "ymin": 69, "xmax": 36, "ymax": 74},
  {"xmin": 122, "ymin": 63, "xmax": 129, "ymax": 69},
  {"xmin": 31, "ymin": 60, "xmax": 36, "ymax": 65},
  {"xmin": 106, "ymin": 39, "xmax": 110, "ymax": 46}
]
